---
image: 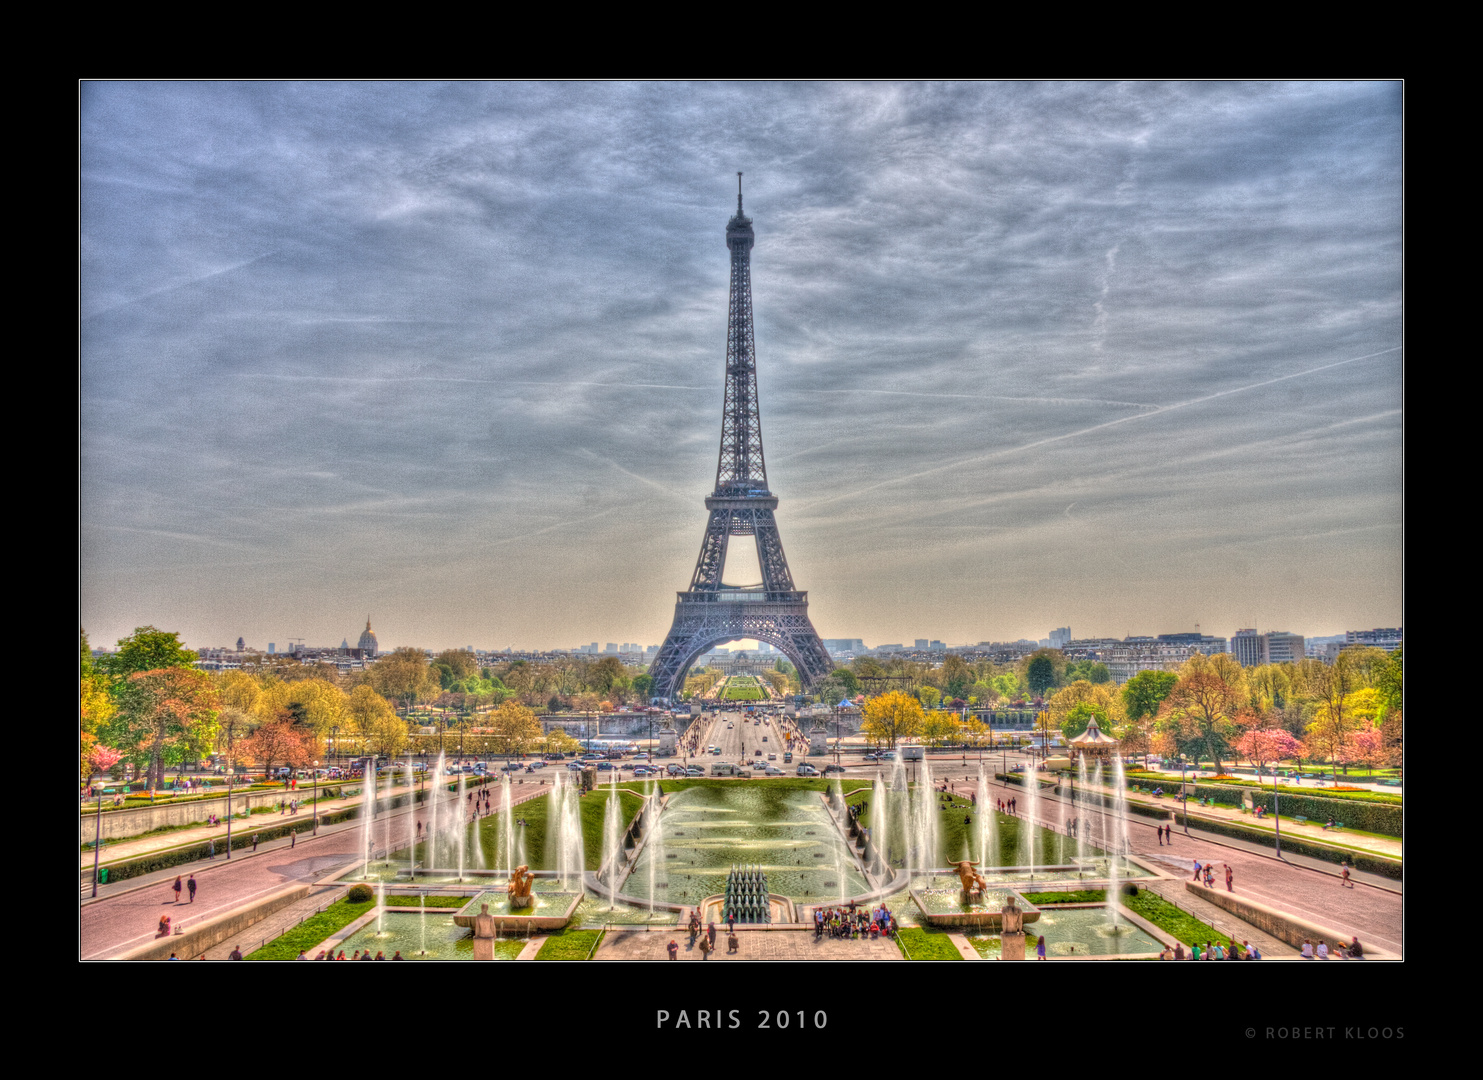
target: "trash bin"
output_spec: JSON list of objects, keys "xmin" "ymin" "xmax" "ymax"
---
[{"xmin": 99, "ymin": 868, "xmax": 109, "ymax": 884}]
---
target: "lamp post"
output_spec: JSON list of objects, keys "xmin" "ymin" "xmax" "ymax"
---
[
  {"xmin": 312, "ymin": 760, "xmax": 320, "ymax": 835},
  {"xmin": 330, "ymin": 725, "xmax": 340, "ymax": 769},
  {"xmin": 1179, "ymin": 755, "xmax": 1189, "ymax": 835},
  {"xmin": 91, "ymin": 787, "xmax": 103, "ymax": 897},
  {"xmin": 225, "ymin": 766, "xmax": 234, "ymax": 859}
]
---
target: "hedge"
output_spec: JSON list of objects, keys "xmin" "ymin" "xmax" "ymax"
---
[
  {"xmin": 1122, "ymin": 772, "xmax": 1400, "ymax": 836},
  {"xmin": 994, "ymin": 773, "xmax": 1170, "ymax": 822},
  {"xmin": 1182, "ymin": 815, "xmax": 1401, "ymax": 879},
  {"xmin": 89, "ymin": 778, "xmax": 496, "ymax": 884},
  {"xmin": 1126, "ymin": 771, "xmax": 1401, "ymax": 806}
]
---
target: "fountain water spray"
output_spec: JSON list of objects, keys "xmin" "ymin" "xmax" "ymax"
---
[
  {"xmin": 872, "ymin": 775, "xmax": 890, "ymax": 879},
  {"xmin": 360, "ymin": 763, "xmax": 375, "ymax": 877},
  {"xmin": 603, "ymin": 773, "xmax": 622, "ymax": 910},
  {"xmin": 408, "ymin": 753, "xmax": 416, "ymax": 877},
  {"xmin": 1076, "ymin": 755, "xmax": 1090, "ymax": 869},
  {"xmin": 456, "ymin": 768, "xmax": 467, "ymax": 880},
  {"xmin": 1108, "ymin": 753, "xmax": 1133, "ymax": 931},
  {"xmin": 975, "ymin": 765, "xmax": 997, "ymax": 869},
  {"xmin": 499, "ymin": 773, "xmax": 515, "ymax": 873},
  {"xmin": 1021, "ymin": 756, "xmax": 1040, "ymax": 879}
]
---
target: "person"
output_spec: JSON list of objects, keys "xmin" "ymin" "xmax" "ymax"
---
[
  {"xmin": 360, "ymin": 949, "xmax": 372, "ymax": 960},
  {"xmin": 228, "ymin": 946, "xmax": 243, "ymax": 960},
  {"xmin": 1210, "ymin": 942, "xmax": 1223, "ymax": 960},
  {"xmin": 393, "ymin": 951, "xmax": 404, "ymax": 960},
  {"xmin": 1340, "ymin": 862, "xmax": 1353, "ymax": 888},
  {"xmin": 1316, "ymin": 939, "xmax": 1329, "ymax": 959},
  {"xmin": 1035, "ymin": 934, "xmax": 1046, "ymax": 960},
  {"xmin": 1191, "ymin": 859, "xmax": 1202, "ymax": 882},
  {"xmin": 187, "ymin": 874, "xmax": 197, "ymax": 903},
  {"xmin": 1345, "ymin": 937, "xmax": 1363, "ymax": 959},
  {"xmin": 252, "ymin": 833, "xmax": 259, "ymax": 851},
  {"xmin": 699, "ymin": 934, "xmax": 713, "ymax": 960},
  {"xmin": 667, "ymin": 939, "xmax": 679, "ymax": 960},
  {"xmin": 1301, "ymin": 939, "xmax": 1314, "ymax": 958},
  {"xmin": 172, "ymin": 876, "xmax": 183, "ymax": 903},
  {"xmin": 1248, "ymin": 943, "xmax": 1262, "ymax": 960},
  {"xmin": 728, "ymin": 931, "xmax": 740, "ymax": 954},
  {"xmin": 1157, "ymin": 827, "xmax": 1164, "ymax": 846},
  {"xmin": 1190, "ymin": 943, "xmax": 1201, "ymax": 960},
  {"xmin": 296, "ymin": 950, "xmax": 308, "ymax": 960},
  {"xmin": 375, "ymin": 951, "xmax": 385, "ymax": 960},
  {"xmin": 1158, "ymin": 945, "xmax": 1173, "ymax": 960},
  {"xmin": 1173, "ymin": 942, "xmax": 1185, "ymax": 960},
  {"xmin": 1224, "ymin": 865, "xmax": 1234, "ymax": 892},
  {"xmin": 207, "ymin": 838, "xmax": 215, "ymax": 859},
  {"xmin": 1323, "ymin": 818, "xmax": 1335, "ymax": 830},
  {"xmin": 158, "ymin": 915, "xmax": 171, "ymax": 937},
  {"xmin": 351, "ymin": 950, "xmax": 361, "ymax": 960},
  {"xmin": 336, "ymin": 950, "xmax": 346, "ymax": 960}
]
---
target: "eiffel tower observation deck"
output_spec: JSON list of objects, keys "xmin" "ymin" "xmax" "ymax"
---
[{"xmin": 648, "ymin": 176, "xmax": 834, "ymax": 701}]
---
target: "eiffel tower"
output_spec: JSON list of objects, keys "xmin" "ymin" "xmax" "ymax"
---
[{"xmin": 648, "ymin": 176, "xmax": 834, "ymax": 701}]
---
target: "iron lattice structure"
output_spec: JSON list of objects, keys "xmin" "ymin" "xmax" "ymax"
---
[{"xmin": 649, "ymin": 178, "xmax": 834, "ymax": 701}]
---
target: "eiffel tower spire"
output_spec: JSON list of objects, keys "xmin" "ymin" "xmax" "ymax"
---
[{"xmin": 649, "ymin": 182, "xmax": 833, "ymax": 701}]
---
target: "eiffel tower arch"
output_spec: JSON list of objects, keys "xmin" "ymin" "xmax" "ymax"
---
[{"xmin": 650, "ymin": 177, "xmax": 834, "ymax": 701}]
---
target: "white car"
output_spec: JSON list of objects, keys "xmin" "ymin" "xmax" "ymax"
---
[{"xmin": 764, "ymin": 765, "xmax": 784, "ymax": 776}]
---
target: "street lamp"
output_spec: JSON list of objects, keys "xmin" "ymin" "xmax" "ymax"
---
[
  {"xmin": 312, "ymin": 760, "xmax": 320, "ymax": 835},
  {"xmin": 91, "ymin": 786, "xmax": 103, "ymax": 897},
  {"xmin": 330, "ymin": 725, "xmax": 340, "ymax": 768}
]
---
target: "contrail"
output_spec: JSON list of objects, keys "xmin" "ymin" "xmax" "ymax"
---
[
  {"xmin": 798, "ymin": 346, "xmax": 1402, "ymax": 511},
  {"xmin": 796, "ymin": 387, "xmax": 1158, "ymax": 410},
  {"xmin": 82, "ymin": 253, "xmax": 277, "ymax": 320},
  {"xmin": 224, "ymin": 373, "xmax": 707, "ymax": 392},
  {"xmin": 576, "ymin": 448, "xmax": 690, "ymax": 501}
]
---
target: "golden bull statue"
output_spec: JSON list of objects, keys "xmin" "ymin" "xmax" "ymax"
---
[{"xmin": 948, "ymin": 860, "xmax": 988, "ymax": 898}]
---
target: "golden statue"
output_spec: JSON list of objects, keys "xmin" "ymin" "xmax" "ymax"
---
[
  {"xmin": 507, "ymin": 864, "xmax": 535, "ymax": 908},
  {"xmin": 948, "ymin": 859, "xmax": 988, "ymax": 898}
]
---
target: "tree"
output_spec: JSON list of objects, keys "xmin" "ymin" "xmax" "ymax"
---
[
  {"xmin": 370, "ymin": 647, "xmax": 436, "ymax": 717},
  {"xmin": 543, "ymin": 727, "xmax": 582, "ymax": 755},
  {"xmin": 81, "ymin": 630, "xmax": 116, "ymax": 780},
  {"xmin": 917, "ymin": 685, "xmax": 942, "ymax": 710},
  {"xmin": 1045, "ymin": 681, "xmax": 1127, "ymax": 739},
  {"xmin": 241, "ymin": 712, "xmax": 316, "ymax": 775},
  {"xmin": 631, "ymin": 673, "xmax": 654, "ymax": 702},
  {"xmin": 859, "ymin": 691, "xmax": 924, "ymax": 749},
  {"xmin": 97, "ymin": 626, "xmax": 198, "ymax": 679},
  {"xmin": 1298, "ymin": 649, "xmax": 1370, "ymax": 782},
  {"xmin": 1233, "ymin": 713, "xmax": 1302, "ymax": 780},
  {"xmin": 85, "ymin": 744, "xmax": 123, "ymax": 782},
  {"xmin": 940, "ymin": 655, "xmax": 973, "ymax": 699},
  {"xmin": 1121, "ymin": 670, "xmax": 1177, "ymax": 722},
  {"xmin": 104, "ymin": 667, "xmax": 220, "ymax": 789},
  {"xmin": 1160, "ymin": 653, "xmax": 1246, "ymax": 772},
  {"xmin": 1025, "ymin": 650, "xmax": 1062, "ymax": 697},
  {"xmin": 1065, "ymin": 660, "xmax": 1111, "ymax": 684},
  {"xmin": 920, "ymin": 710, "xmax": 961, "ymax": 747},
  {"xmin": 433, "ymin": 649, "xmax": 479, "ymax": 688},
  {"xmin": 488, "ymin": 702, "xmax": 542, "ymax": 757},
  {"xmin": 830, "ymin": 668, "xmax": 861, "ymax": 697}
]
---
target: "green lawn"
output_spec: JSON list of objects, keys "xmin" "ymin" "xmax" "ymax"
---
[
  {"xmin": 246, "ymin": 897, "xmax": 376, "ymax": 960},
  {"xmin": 383, "ymin": 894, "xmax": 468, "ymax": 908},
  {"xmin": 845, "ymin": 785, "xmax": 1096, "ymax": 869},
  {"xmin": 536, "ymin": 929, "xmax": 604, "ymax": 960},
  {"xmin": 894, "ymin": 927, "xmax": 961, "ymax": 961},
  {"xmin": 1022, "ymin": 889, "xmax": 1107, "ymax": 904},
  {"xmin": 411, "ymin": 788, "xmax": 645, "ymax": 871},
  {"xmin": 1121, "ymin": 889, "xmax": 1226, "ymax": 947}
]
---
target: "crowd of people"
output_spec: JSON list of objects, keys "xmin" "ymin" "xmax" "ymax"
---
[{"xmin": 813, "ymin": 903, "xmax": 896, "ymax": 940}]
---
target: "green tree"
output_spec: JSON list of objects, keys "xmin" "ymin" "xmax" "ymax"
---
[
  {"xmin": 1064, "ymin": 660, "xmax": 1110, "ymax": 684},
  {"xmin": 97, "ymin": 626, "xmax": 198, "ymax": 679},
  {"xmin": 489, "ymin": 701, "xmax": 542, "ymax": 756},
  {"xmin": 631, "ymin": 673, "xmax": 654, "ymax": 702},
  {"xmin": 1122, "ymin": 669, "xmax": 1178, "ymax": 722},
  {"xmin": 370, "ymin": 647, "xmax": 436, "ymax": 717},
  {"xmin": 1026, "ymin": 651, "xmax": 1059, "ymax": 698},
  {"xmin": 830, "ymin": 668, "xmax": 860, "ymax": 696},
  {"xmin": 940, "ymin": 654, "xmax": 973, "ymax": 699}
]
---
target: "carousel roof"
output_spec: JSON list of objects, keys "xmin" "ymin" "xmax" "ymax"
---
[{"xmin": 1069, "ymin": 716, "xmax": 1118, "ymax": 745}]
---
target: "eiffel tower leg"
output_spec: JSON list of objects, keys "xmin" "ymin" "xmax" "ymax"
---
[{"xmin": 650, "ymin": 597, "xmax": 834, "ymax": 701}]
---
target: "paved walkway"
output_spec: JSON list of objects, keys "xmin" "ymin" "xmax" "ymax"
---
[
  {"xmin": 202, "ymin": 885, "xmax": 346, "ymax": 958},
  {"xmin": 1139, "ymin": 878, "xmax": 1297, "ymax": 956},
  {"xmin": 595, "ymin": 926, "xmax": 901, "ymax": 961}
]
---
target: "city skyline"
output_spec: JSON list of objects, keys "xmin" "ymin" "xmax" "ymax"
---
[{"xmin": 81, "ymin": 82, "xmax": 1403, "ymax": 653}]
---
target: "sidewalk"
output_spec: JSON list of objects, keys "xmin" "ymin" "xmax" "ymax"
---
[{"xmin": 1140, "ymin": 878, "xmax": 1297, "ymax": 956}]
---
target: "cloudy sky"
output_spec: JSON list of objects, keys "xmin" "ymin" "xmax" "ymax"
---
[{"xmin": 80, "ymin": 82, "xmax": 1403, "ymax": 654}]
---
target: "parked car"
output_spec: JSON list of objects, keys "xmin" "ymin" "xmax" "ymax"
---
[
  {"xmin": 596, "ymin": 762, "xmax": 614, "ymax": 771},
  {"xmin": 567, "ymin": 762, "xmax": 584, "ymax": 771},
  {"xmin": 768, "ymin": 754, "xmax": 777, "ymax": 760},
  {"xmin": 796, "ymin": 764, "xmax": 819, "ymax": 776},
  {"xmin": 667, "ymin": 764, "xmax": 688, "ymax": 776},
  {"xmin": 685, "ymin": 766, "xmax": 706, "ymax": 776},
  {"xmin": 764, "ymin": 766, "xmax": 784, "ymax": 776},
  {"xmin": 632, "ymin": 766, "xmax": 656, "ymax": 777},
  {"xmin": 823, "ymin": 764, "xmax": 846, "ymax": 775}
]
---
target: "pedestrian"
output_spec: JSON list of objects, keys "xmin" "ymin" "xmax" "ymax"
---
[
  {"xmin": 1340, "ymin": 862, "xmax": 1353, "ymax": 888},
  {"xmin": 252, "ymin": 833, "xmax": 259, "ymax": 851},
  {"xmin": 208, "ymin": 838, "xmax": 215, "ymax": 859},
  {"xmin": 728, "ymin": 931, "xmax": 740, "ymax": 954},
  {"xmin": 1157, "ymin": 826, "xmax": 1164, "ymax": 846},
  {"xmin": 291, "ymin": 830, "xmax": 296, "ymax": 848},
  {"xmin": 699, "ymin": 934, "xmax": 713, "ymax": 960},
  {"xmin": 708, "ymin": 921, "xmax": 718, "ymax": 948},
  {"xmin": 1035, "ymin": 934, "xmax": 1046, "ymax": 960},
  {"xmin": 1225, "ymin": 865, "xmax": 1234, "ymax": 891},
  {"xmin": 667, "ymin": 939, "xmax": 679, "ymax": 960},
  {"xmin": 228, "ymin": 946, "xmax": 243, "ymax": 960},
  {"xmin": 187, "ymin": 874, "xmax": 197, "ymax": 903},
  {"xmin": 1191, "ymin": 859, "xmax": 1202, "ymax": 882},
  {"xmin": 1316, "ymin": 939, "xmax": 1330, "ymax": 959},
  {"xmin": 172, "ymin": 876, "xmax": 183, "ymax": 903}
]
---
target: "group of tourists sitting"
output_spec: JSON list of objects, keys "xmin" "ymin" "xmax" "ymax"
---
[
  {"xmin": 813, "ymin": 904, "xmax": 896, "ymax": 941},
  {"xmin": 1160, "ymin": 940, "xmax": 1261, "ymax": 960}
]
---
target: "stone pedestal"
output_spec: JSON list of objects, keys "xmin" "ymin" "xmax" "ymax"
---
[
  {"xmin": 808, "ymin": 724, "xmax": 829, "ymax": 756},
  {"xmin": 1001, "ymin": 931, "xmax": 1026, "ymax": 961},
  {"xmin": 659, "ymin": 728, "xmax": 678, "ymax": 756}
]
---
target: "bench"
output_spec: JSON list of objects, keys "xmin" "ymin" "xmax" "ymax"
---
[
  {"xmin": 1322, "ymin": 822, "xmax": 1345, "ymax": 831},
  {"xmin": 1293, "ymin": 816, "xmax": 1309, "ymax": 825},
  {"xmin": 1379, "ymin": 779, "xmax": 1402, "ymax": 787}
]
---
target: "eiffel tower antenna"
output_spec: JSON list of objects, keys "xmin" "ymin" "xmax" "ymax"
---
[{"xmin": 649, "ymin": 182, "xmax": 833, "ymax": 701}]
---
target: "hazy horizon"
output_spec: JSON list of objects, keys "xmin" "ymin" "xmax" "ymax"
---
[{"xmin": 81, "ymin": 82, "xmax": 1403, "ymax": 655}]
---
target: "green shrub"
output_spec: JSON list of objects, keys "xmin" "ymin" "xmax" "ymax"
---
[{"xmin": 347, "ymin": 884, "xmax": 374, "ymax": 903}]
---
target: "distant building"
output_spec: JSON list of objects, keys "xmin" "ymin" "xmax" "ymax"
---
[
  {"xmin": 914, "ymin": 639, "xmax": 929, "ymax": 650},
  {"xmin": 268, "ymin": 643, "xmax": 275, "ymax": 654},
  {"xmin": 824, "ymin": 638, "xmax": 866, "ymax": 655},
  {"xmin": 1049, "ymin": 627, "xmax": 1071, "ymax": 648},
  {"xmin": 357, "ymin": 618, "xmax": 379, "ymax": 658},
  {"xmin": 1231, "ymin": 629, "xmax": 1304, "ymax": 666},
  {"xmin": 236, "ymin": 636, "xmax": 245, "ymax": 652},
  {"xmin": 1346, "ymin": 627, "xmax": 1402, "ymax": 652}
]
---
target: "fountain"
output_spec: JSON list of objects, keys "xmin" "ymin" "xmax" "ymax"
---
[
  {"xmin": 975, "ymin": 765, "xmax": 997, "ymax": 871},
  {"xmin": 1021, "ymin": 755, "xmax": 1039, "ymax": 879},
  {"xmin": 602, "ymin": 774, "xmax": 623, "ymax": 911}
]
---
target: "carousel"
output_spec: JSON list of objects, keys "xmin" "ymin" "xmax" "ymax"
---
[{"xmin": 1068, "ymin": 715, "xmax": 1119, "ymax": 763}]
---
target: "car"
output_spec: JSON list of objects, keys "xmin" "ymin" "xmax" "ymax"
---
[
  {"xmin": 686, "ymin": 766, "xmax": 706, "ymax": 776},
  {"xmin": 632, "ymin": 766, "xmax": 656, "ymax": 777},
  {"xmin": 862, "ymin": 753, "xmax": 879, "ymax": 763},
  {"xmin": 823, "ymin": 764, "xmax": 846, "ymax": 775},
  {"xmin": 501, "ymin": 763, "xmax": 523, "ymax": 772},
  {"xmin": 796, "ymin": 764, "xmax": 818, "ymax": 776},
  {"xmin": 596, "ymin": 762, "xmax": 614, "ymax": 771},
  {"xmin": 879, "ymin": 751, "xmax": 898, "ymax": 762},
  {"xmin": 667, "ymin": 764, "xmax": 688, "ymax": 776},
  {"xmin": 768, "ymin": 754, "xmax": 777, "ymax": 760},
  {"xmin": 764, "ymin": 766, "xmax": 784, "ymax": 776},
  {"xmin": 754, "ymin": 749, "xmax": 763, "ymax": 756},
  {"xmin": 761, "ymin": 736, "xmax": 768, "ymax": 742}
]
